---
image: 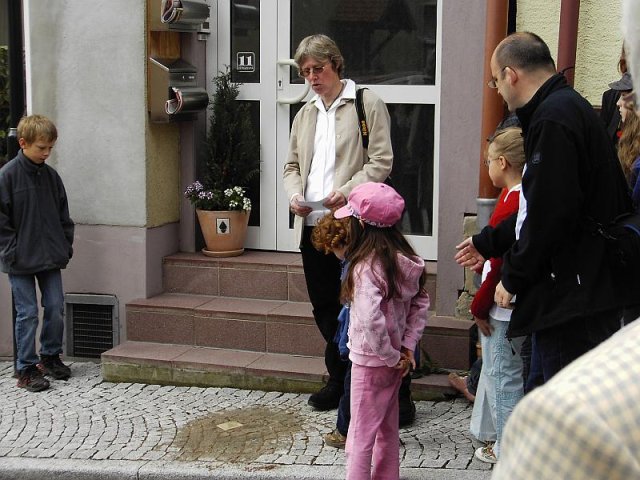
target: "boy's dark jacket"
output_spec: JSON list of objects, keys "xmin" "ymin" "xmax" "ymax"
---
[
  {"xmin": 473, "ymin": 74, "xmax": 632, "ymax": 337},
  {"xmin": 0, "ymin": 150, "xmax": 74, "ymax": 274}
]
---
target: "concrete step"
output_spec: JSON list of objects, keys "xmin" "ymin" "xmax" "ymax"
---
[
  {"xmin": 162, "ymin": 251, "xmax": 437, "ymax": 305},
  {"xmin": 101, "ymin": 341, "xmax": 457, "ymax": 401},
  {"xmin": 162, "ymin": 251, "xmax": 310, "ymax": 301},
  {"xmin": 126, "ymin": 293, "xmax": 324, "ymax": 356},
  {"xmin": 125, "ymin": 293, "xmax": 472, "ymax": 370}
]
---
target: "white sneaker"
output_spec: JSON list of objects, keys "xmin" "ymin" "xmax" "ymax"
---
[{"xmin": 475, "ymin": 445, "xmax": 497, "ymax": 464}]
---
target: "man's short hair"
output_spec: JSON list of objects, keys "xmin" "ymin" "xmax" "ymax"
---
[
  {"xmin": 17, "ymin": 115, "xmax": 58, "ymax": 144},
  {"xmin": 496, "ymin": 32, "xmax": 556, "ymax": 74}
]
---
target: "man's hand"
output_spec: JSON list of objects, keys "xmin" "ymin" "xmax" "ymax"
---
[
  {"xmin": 323, "ymin": 191, "xmax": 346, "ymax": 210},
  {"xmin": 494, "ymin": 281, "xmax": 514, "ymax": 309},
  {"xmin": 474, "ymin": 316, "xmax": 493, "ymax": 336},
  {"xmin": 455, "ymin": 237, "xmax": 485, "ymax": 268},
  {"xmin": 290, "ymin": 194, "xmax": 312, "ymax": 217}
]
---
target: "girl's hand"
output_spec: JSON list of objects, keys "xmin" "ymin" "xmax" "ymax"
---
[
  {"xmin": 474, "ymin": 316, "xmax": 493, "ymax": 336},
  {"xmin": 401, "ymin": 347, "xmax": 416, "ymax": 371},
  {"xmin": 394, "ymin": 356, "xmax": 411, "ymax": 377}
]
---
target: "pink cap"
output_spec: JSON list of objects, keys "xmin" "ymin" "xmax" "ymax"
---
[{"xmin": 334, "ymin": 182, "xmax": 405, "ymax": 227}]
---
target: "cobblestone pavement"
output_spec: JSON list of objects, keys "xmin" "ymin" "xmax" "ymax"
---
[{"xmin": 0, "ymin": 362, "xmax": 492, "ymax": 479}]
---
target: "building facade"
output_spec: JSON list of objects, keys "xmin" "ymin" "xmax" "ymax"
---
[{"xmin": 0, "ymin": 0, "xmax": 624, "ymax": 359}]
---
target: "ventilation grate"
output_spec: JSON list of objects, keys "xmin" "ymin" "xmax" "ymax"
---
[{"xmin": 65, "ymin": 294, "xmax": 119, "ymax": 359}]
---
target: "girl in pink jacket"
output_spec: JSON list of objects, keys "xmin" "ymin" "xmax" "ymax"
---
[{"xmin": 334, "ymin": 182, "xmax": 430, "ymax": 480}]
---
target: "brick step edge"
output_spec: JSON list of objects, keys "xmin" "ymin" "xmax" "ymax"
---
[{"xmin": 101, "ymin": 341, "xmax": 457, "ymax": 401}]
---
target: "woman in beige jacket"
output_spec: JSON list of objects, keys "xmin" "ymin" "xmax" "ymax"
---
[{"xmin": 282, "ymin": 34, "xmax": 393, "ymax": 413}]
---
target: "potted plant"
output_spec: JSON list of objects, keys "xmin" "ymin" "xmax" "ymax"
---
[{"xmin": 184, "ymin": 67, "xmax": 260, "ymax": 257}]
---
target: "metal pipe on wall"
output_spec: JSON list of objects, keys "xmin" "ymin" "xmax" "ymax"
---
[
  {"xmin": 476, "ymin": 0, "xmax": 510, "ymax": 229},
  {"xmin": 557, "ymin": 0, "xmax": 581, "ymax": 86}
]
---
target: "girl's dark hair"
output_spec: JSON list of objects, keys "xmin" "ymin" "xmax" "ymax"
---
[{"xmin": 341, "ymin": 217, "xmax": 426, "ymax": 303}]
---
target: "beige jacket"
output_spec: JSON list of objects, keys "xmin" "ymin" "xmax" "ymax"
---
[{"xmin": 282, "ymin": 84, "xmax": 393, "ymax": 245}]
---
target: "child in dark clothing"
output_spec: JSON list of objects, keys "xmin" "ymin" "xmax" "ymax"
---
[
  {"xmin": 312, "ymin": 213, "xmax": 351, "ymax": 448},
  {"xmin": 0, "ymin": 115, "xmax": 74, "ymax": 392}
]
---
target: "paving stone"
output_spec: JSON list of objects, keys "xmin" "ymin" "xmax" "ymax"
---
[{"xmin": 0, "ymin": 361, "xmax": 483, "ymax": 473}]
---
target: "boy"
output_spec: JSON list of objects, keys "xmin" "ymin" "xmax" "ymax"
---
[{"xmin": 0, "ymin": 115, "xmax": 74, "ymax": 392}]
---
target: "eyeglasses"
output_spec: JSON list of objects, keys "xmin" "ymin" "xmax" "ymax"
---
[
  {"xmin": 484, "ymin": 156, "xmax": 499, "ymax": 167},
  {"xmin": 487, "ymin": 66, "xmax": 508, "ymax": 89},
  {"xmin": 298, "ymin": 63, "xmax": 329, "ymax": 78}
]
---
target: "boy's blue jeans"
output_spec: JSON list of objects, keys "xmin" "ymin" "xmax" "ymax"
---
[
  {"xmin": 337, "ymin": 361, "xmax": 352, "ymax": 436},
  {"xmin": 9, "ymin": 270, "xmax": 65, "ymax": 372}
]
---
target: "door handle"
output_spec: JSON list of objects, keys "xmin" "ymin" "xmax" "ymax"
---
[{"xmin": 276, "ymin": 59, "xmax": 310, "ymax": 104}]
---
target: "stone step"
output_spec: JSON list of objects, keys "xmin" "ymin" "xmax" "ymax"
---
[
  {"xmin": 162, "ymin": 251, "xmax": 438, "ymax": 305},
  {"xmin": 101, "ymin": 341, "xmax": 457, "ymax": 401},
  {"xmin": 162, "ymin": 251, "xmax": 310, "ymax": 301},
  {"xmin": 125, "ymin": 293, "xmax": 472, "ymax": 370},
  {"xmin": 126, "ymin": 293, "xmax": 324, "ymax": 356}
]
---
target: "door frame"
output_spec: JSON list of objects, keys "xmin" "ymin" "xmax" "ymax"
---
[{"xmin": 214, "ymin": 0, "xmax": 442, "ymax": 259}]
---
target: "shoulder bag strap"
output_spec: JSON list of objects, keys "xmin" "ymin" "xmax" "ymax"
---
[{"xmin": 355, "ymin": 87, "xmax": 369, "ymax": 149}]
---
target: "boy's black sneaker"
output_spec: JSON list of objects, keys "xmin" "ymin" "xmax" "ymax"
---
[
  {"xmin": 38, "ymin": 354, "xmax": 71, "ymax": 380},
  {"xmin": 17, "ymin": 365, "xmax": 50, "ymax": 392}
]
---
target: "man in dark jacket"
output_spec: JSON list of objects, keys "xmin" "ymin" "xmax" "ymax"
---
[
  {"xmin": 456, "ymin": 32, "xmax": 632, "ymax": 387},
  {"xmin": 0, "ymin": 115, "xmax": 74, "ymax": 392}
]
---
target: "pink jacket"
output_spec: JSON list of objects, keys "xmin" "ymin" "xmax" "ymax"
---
[{"xmin": 347, "ymin": 253, "xmax": 430, "ymax": 368}]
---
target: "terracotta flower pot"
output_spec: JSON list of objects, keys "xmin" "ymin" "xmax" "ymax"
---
[{"xmin": 196, "ymin": 209, "xmax": 250, "ymax": 257}]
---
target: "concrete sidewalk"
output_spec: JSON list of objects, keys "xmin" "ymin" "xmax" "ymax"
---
[{"xmin": 0, "ymin": 361, "xmax": 492, "ymax": 480}]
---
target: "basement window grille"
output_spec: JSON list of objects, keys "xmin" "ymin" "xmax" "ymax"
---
[{"xmin": 65, "ymin": 294, "xmax": 119, "ymax": 359}]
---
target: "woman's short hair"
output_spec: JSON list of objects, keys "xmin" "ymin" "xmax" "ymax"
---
[{"xmin": 294, "ymin": 34, "xmax": 344, "ymax": 77}]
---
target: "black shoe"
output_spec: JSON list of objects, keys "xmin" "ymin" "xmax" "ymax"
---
[
  {"xmin": 17, "ymin": 365, "xmax": 50, "ymax": 392},
  {"xmin": 308, "ymin": 384, "xmax": 342, "ymax": 411},
  {"xmin": 399, "ymin": 394, "xmax": 416, "ymax": 427},
  {"xmin": 38, "ymin": 354, "xmax": 71, "ymax": 380}
]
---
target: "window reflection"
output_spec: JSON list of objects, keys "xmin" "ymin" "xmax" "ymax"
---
[
  {"xmin": 291, "ymin": 0, "xmax": 437, "ymax": 85},
  {"xmin": 232, "ymin": 0, "xmax": 260, "ymax": 83},
  {"xmin": 387, "ymin": 104, "xmax": 434, "ymax": 236}
]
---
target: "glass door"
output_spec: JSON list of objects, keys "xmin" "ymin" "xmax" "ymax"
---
[
  {"xmin": 219, "ymin": 0, "xmax": 441, "ymax": 259},
  {"xmin": 217, "ymin": 0, "xmax": 279, "ymax": 251}
]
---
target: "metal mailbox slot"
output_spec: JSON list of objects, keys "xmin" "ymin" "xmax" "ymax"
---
[{"xmin": 148, "ymin": 57, "xmax": 209, "ymax": 123}]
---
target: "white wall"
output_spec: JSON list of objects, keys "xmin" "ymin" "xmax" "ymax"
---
[
  {"xmin": 517, "ymin": 0, "xmax": 624, "ymax": 106},
  {"xmin": 24, "ymin": 0, "xmax": 147, "ymax": 226}
]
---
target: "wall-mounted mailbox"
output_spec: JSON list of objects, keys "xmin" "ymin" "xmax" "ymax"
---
[
  {"xmin": 149, "ymin": 0, "xmax": 210, "ymax": 33},
  {"xmin": 148, "ymin": 57, "xmax": 209, "ymax": 123}
]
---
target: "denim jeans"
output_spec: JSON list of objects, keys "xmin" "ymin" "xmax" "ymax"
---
[
  {"xmin": 9, "ymin": 270, "xmax": 65, "ymax": 372},
  {"xmin": 337, "ymin": 361, "xmax": 352, "ymax": 436},
  {"xmin": 470, "ymin": 316, "xmax": 524, "ymax": 458}
]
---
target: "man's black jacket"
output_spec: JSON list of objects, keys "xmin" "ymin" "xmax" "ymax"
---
[{"xmin": 474, "ymin": 74, "xmax": 632, "ymax": 337}]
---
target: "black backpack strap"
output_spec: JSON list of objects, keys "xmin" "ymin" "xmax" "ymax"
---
[{"xmin": 355, "ymin": 87, "xmax": 369, "ymax": 149}]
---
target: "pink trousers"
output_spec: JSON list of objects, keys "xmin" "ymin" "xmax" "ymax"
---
[{"xmin": 346, "ymin": 363, "xmax": 403, "ymax": 480}]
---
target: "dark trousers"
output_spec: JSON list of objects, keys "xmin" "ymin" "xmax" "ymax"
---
[
  {"xmin": 533, "ymin": 307, "xmax": 622, "ymax": 386},
  {"xmin": 300, "ymin": 226, "xmax": 347, "ymax": 390}
]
